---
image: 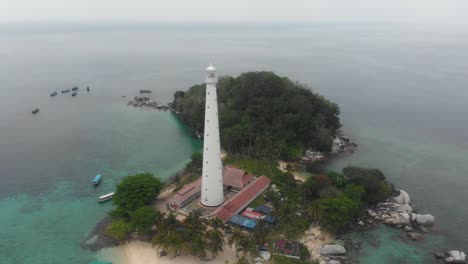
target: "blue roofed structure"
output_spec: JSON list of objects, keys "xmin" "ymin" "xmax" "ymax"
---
[
  {"xmin": 263, "ymin": 215, "xmax": 278, "ymax": 224},
  {"xmin": 229, "ymin": 214, "xmax": 257, "ymax": 229},
  {"xmin": 254, "ymin": 205, "xmax": 272, "ymax": 215}
]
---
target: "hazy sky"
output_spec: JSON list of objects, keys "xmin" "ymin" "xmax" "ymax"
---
[{"xmin": 1, "ymin": 0, "xmax": 467, "ymax": 24}]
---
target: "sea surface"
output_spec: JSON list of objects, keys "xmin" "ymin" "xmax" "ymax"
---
[{"xmin": 0, "ymin": 22, "xmax": 467, "ymax": 263}]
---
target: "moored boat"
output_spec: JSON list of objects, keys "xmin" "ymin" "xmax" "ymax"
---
[
  {"xmin": 72, "ymin": 91, "xmax": 77, "ymax": 96},
  {"xmin": 72, "ymin": 86, "xmax": 79, "ymax": 91},
  {"xmin": 62, "ymin": 89, "xmax": 70, "ymax": 93},
  {"xmin": 139, "ymin": 89, "xmax": 152, "ymax": 93},
  {"xmin": 93, "ymin": 174, "xmax": 102, "ymax": 186},
  {"xmin": 50, "ymin": 91, "xmax": 57, "ymax": 97},
  {"xmin": 32, "ymin": 108, "xmax": 39, "ymax": 114},
  {"xmin": 97, "ymin": 192, "xmax": 114, "ymax": 203}
]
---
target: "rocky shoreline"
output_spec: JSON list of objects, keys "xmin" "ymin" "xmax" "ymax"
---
[
  {"xmin": 299, "ymin": 132, "xmax": 357, "ymax": 164},
  {"xmin": 349, "ymin": 189, "xmax": 466, "ymax": 263},
  {"xmin": 127, "ymin": 96, "xmax": 174, "ymax": 112}
]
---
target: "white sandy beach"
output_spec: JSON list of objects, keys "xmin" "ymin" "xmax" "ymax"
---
[
  {"xmin": 109, "ymin": 240, "xmax": 238, "ymax": 264},
  {"xmin": 302, "ymin": 225, "xmax": 333, "ymax": 264}
]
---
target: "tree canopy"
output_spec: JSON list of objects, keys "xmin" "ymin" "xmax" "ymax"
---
[
  {"xmin": 112, "ymin": 173, "xmax": 164, "ymax": 219},
  {"xmin": 172, "ymin": 72, "xmax": 341, "ymax": 159}
]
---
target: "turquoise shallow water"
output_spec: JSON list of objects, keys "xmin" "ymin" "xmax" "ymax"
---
[
  {"xmin": 346, "ymin": 226, "xmax": 446, "ymax": 264},
  {"xmin": 0, "ymin": 102, "xmax": 201, "ymax": 263}
]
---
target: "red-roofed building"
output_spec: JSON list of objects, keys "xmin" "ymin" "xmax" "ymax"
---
[
  {"xmin": 169, "ymin": 177, "xmax": 202, "ymax": 209},
  {"xmin": 223, "ymin": 166, "xmax": 254, "ymax": 190},
  {"xmin": 213, "ymin": 176, "xmax": 271, "ymax": 222}
]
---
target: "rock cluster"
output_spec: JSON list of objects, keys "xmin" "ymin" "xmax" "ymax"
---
[
  {"xmin": 435, "ymin": 250, "xmax": 466, "ymax": 263},
  {"xmin": 319, "ymin": 244, "xmax": 347, "ymax": 255},
  {"xmin": 366, "ymin": 190, "xmax": 435, "ymax": 241},
  {"xmin": 300, "ymin": 133, "xmax": 357, "ymax": 163},
  {"xmin": 127, "ymin": 96, "xmax": 171, "ymax": 111}
]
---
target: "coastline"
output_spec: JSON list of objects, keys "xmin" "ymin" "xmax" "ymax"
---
[{"xmin": 103, "ymin": 240, "xmax": 239, "ymax": 264}]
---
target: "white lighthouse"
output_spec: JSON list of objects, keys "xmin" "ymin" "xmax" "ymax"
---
[{"xmin": 200, "ymin": 65, "xmax": 224, "ymax": 207}]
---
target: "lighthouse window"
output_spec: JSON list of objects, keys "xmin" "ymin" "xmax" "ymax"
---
[{"xmin": 210, "ymin": 73, "xmax": 215, "ymax": 78}]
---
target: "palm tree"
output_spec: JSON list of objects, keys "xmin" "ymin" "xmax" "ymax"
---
[
  {"xmin": 183, "ymin": 210, "xmax": 207, "ymax": 253},
  {"xmin": 161, "ymin": 212, "xmax": 180, "ymax": 236},
  {"xmin": 152, "ymin": 213, "xmax": 184, "ymax": 257},
  {"xmin": 154, "ymin": 210, "xmax": 165, "ymax": 231},
  {"xmin": 190, "ymin": 236, "xmax": 207, "ymax": 259},
  {"xmin": 163, "ymin": 231, "xmax": 184, "ymax": 257},
  {"xmin": 209, "ymin": 217, "xmax": 225, "ymax": 231},
  {"xmin": 252, "ymin": 220, "xmax": 269, "ymax": 246},
  {"xmin": 307, "ymin": 200, "xmax": 321, "ymax": 221},
  {"xmin": 206, "ymin": 229, "xmax": 225, "ymax": 258},
  {"xmin": 237, "ymin": 236, "xmax": 255, "ymax": 258},
  {"xmin": 227, "ymin": 227, "xmax": 244, "ymax": 257}
]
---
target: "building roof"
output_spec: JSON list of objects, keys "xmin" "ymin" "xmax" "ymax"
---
[
  {"xmin": 229, "ymin": 214, "xmax": 257, "ymax": 229},
  {"xmin": 242, "ymin": 210, "xmax": 263, "ymax": 220},
  {"xmin": 206, "ymin": 65, "xmax": 216, "ymax": 71},
  {"xmin": 254, "ymin": 205, "xmax": 272, "ymax": 214},
  {"xmin": 262, "ymin": 215, "xmax": 277, "ymax": 224},
  {"xmin": 223, "ymin": 166, "xmax": 254, "ymax": 189},
  {"xmin": 214, "ymin": 175, "xmax": 271, "ymax": 222},
  {"xmin": 171, "ymin": 177, "xmax": 202, "ymax": 205}
]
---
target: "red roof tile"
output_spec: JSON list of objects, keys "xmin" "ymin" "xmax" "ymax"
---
[
  {"xmin": 214, "ymin": 176, "xmax": 271, "ymax": 222},
  {"xmin": 223, "ymin": 166, "xmax": 254, "ymax": 189},
  {"xmin": 171, "ymin": 177, "xmax": 202, "ymax": 205}
]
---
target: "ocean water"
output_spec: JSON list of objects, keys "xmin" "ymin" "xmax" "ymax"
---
[{"xmin": 1, "ymin": 23, "xmax": 467, "ymax": 263}]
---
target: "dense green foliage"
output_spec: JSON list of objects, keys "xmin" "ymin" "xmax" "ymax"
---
[
  {"xmin": 342, "ymin": 167, "xmax": 395, "ymax": 204},
  {"xmin": 112, "ymin": 173, "xmax": 164, "ymax": 219},
  {"xmin": 151, "ymin": 211, "xmax": 227, "ymax": 259},
  {"xmin": 105, "ymin": 219, "xmax": 131, "ymax": 242},
  {"xmin": 130, "ymin": 206, "xmax": 157, "ymax": 233},
  {"xmin": 173, "ymin": 72, "xmax": 341, "ymax": 159},
  {"xmin": 318, "ymin": 196, "xmax": 360, "ymax": 233}
]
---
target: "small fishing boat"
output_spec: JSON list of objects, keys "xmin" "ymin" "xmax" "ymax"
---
[
  {"xmin": 97, "ymin": 192, "xmax": 114, "ymax": 203},
  {"xmin": 62, "ymin": 89, "xmax": 70, "ymax": 93},
  {"xmin": 93, "ymin": 174, "xmax": 102, "ymax": 186},
  {"xmin": 86, "ymin": 86, "xmax": 90, "ymax": 92},
  {"xmin": 32, "ymin": 108, "xmax": 39, "ymax": 114},
  {"xmin": 72, "ymin": 91, "xmax": 77, "ymax": 96},
  {"xmin": 50, "ymin": 91, "xmax": 58, "ymax": 97},
  {"xmin": 139, "ymin": 89, "xmax": 152, "ymax": 93},
  {"xmin": 72, "ymin": 86, "xmax": 79, "ymax": 91}
]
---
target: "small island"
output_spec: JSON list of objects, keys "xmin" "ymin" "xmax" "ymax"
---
[{"xmin": 85, "ymin": 70, "xmax": 464, "ymax": 264}]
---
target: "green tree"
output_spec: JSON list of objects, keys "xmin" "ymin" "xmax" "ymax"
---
[
  {"xmin": 152, "ymin": 213, "xmax": 184, "ymax": 257},
  {"xmin": 227, "ymin": 227, "xmax": 244, "ymax": 257},
  {"xmin": 342, "ymin": 167, "xmax": 395, "ymax": 204},
  {"xmin": 206, "ymin": 229, "xmax": 225, "ymax": 258},
  {"xmin": 112, "ymin": 173, "xmax": 164, "ymax": 219},
  {"xmin": 190, "ymin": 236, "xmax": 207, "ymax": 259},
  {"xmin": 344, "ymin": 184, "xmax": 366, "ymax": 201},
  {"xmin": 130, "ymin": 206, "xmax": 156, "ymax": 234},
  {"xmin": 105, "ymin": 219, "xmax": 130, "ymax": 242},
  {"xmin": 306, "ymin": 200, "xmax": 321, "ymax": 221},
  {"xmin": 210, "ymin": 217, "xmax": 226, "ymax": 231},
  {"xmin": 252, "ymin": 220, "xmax": 270, "ymax": 246},
  {"xmin": 173, "ymin": 72, "xmax": 342, "ymax": 159},
  {"xmin": 237, "ymin": 236, "xmax": 256, "ymax": 257},
  {"xmin": 318, "ymin": 196, "xmax": 360, "ymax": 233}
]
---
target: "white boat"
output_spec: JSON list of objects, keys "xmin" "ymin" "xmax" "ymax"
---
[{"xmin": 97, "ymin": 192, "xmax": 114, "ymax": 203}]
